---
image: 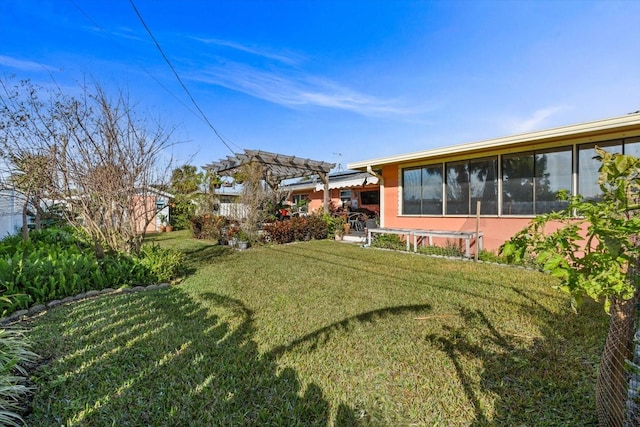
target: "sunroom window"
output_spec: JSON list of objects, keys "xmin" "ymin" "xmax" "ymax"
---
[
  {"xmin": 445, "ymin": 157, "xmax": 497, "ymax": 215},
  {"xmin": 502, "ymin": 148, "xmax": 571, "ymax": 215},
  {"xmin": 402, "ymin": 165, "xmax": 443, "ymax": 215}
]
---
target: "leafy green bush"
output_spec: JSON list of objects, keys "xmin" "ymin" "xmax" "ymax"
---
[
  {"xmin": 263, "ymin": 215, "xmax": 329, "ymax": 244},
  {"xmin": 371, "ymin": 233, "xmax": 407, "ymax": 251},
  {"xmin": 0, "ymin": 238, "xmax": 98, "ymax": 311},
  {"xmin": 477, "ymin": 249, "xmax": 509, "ymax": 264},
  {"xmin": 321, "ymin": 214, "xmax": 344, "ymax": 237},
  {"xmin": 0, "ymin": 227, "xmax": 185, "ymax": 315},
  {"xmin": 95, "ymin": 254, "xmax": 156, "ymax": 288},
  {"xmin": 263, "ymin": 221, "xmax": 294, "ymax": 244},
  {"xmin": 0, "ymin": 325, "xmax": 38, "ymax": 427},
  {"xmin": 138, "ymin": 245, "xmax": 185, "ymax": 283},
  {"xmin": 190, "ymin": 215, "xmax": 236, "ymax": 241},
  {"xmin": 416, "ymin": 239, "xmax": 464, "ymax": 257}
]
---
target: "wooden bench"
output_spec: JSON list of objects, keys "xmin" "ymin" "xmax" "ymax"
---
[{"xmin": 367, "ymin": 227, "xmax": 483, "ymax": 258}]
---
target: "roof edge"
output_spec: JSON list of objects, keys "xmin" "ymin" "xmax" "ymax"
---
[{"xmin": 348, "ymin": 113, "xmax": 640, "ymax": 170}]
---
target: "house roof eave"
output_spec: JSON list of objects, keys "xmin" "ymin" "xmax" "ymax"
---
[{"xmin": 347, "ymin": 112, "xmax": 640, "ymax": 170}]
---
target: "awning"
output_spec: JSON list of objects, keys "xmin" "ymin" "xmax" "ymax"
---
[{"xmin": 314, "ymin": 175, "xmax": 379, "ymax": 191}]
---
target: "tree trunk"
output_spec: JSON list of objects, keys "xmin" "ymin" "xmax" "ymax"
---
[
  {"xmin": 596, "ymin": 293, "xmax": 639, "ymax": 427},
  {"xmin": 34, "ymin": 201, "xmax": 42, "ymax": 231},
  {"xmin": 21, "ymin": 201, "xmax": 29, "ymax": 242}
]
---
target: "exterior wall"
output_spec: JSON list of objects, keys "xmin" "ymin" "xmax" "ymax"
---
[
  {"xmin": 294, "ymin": 189, "xmax": 324, "ymax": 213},
  {"xmin": 133, "ymin": 193, "xmax": 170, "ymax": 234},
  {"xmin": 290, "ymin": 186, "xmax": 380, "ymax": 214}
]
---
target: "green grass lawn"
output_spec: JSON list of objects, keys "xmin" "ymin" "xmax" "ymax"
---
[{"xmin": 25, "ymin": 230, "xmax": 608, "ymax": 426}]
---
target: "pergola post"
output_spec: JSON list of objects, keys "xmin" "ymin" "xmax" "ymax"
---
[{"xmin": 319, "ymin": 172, "xmax": 330, "ymax": 214}]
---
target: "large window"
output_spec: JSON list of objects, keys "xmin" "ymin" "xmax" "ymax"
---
[
  {"xmin": 623, "ymin": 137, "xmax": 640, "ymax": 157},
  {"xmin": 578, "ymin": 141, "xmax": 622, "ymax": 201},
  {"xmin": 577, "ymin": 138, "xmax": 640, "ymax": 201},
  {"xmin": 360, "ymin": 190, "xmax": 380, "ymax": 205},
  {"xmin": 446, "ymin": 157, "xmax": 497, "ymax": 215},
  {"xmin": 502, "ymin": 148, "xmax": 571, "ymax": 215},
  {"xmin": 402, "ymin": 165, "xmax": 442, "ymax": 214}
]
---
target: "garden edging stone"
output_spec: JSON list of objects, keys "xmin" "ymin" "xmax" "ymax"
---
[{"xmin": 0, "ymin": 283, "xmax": 171, "ymax": 325}]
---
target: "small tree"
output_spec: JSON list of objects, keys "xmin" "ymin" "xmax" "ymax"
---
[
  {"xmin": 501, "ymin": 147, "xmax": 640, "ymax": 426},
  {"xmin": 6, "ymin": 151, "xmax": 55, "ymax": 240},
  {"xmin": 0, "ymin": 77, "xmax": 177, "ymax": 256},
  {"xmin": 168, "ymin": 165, "xmax": 223, "ymax": 229},
  {"xmin": 238, "ymin": 162, "xmax": 269, "ymax": 241},
  {"xmin": 234, "ymin": 162, "xmax": 290, "ymax": 241}
]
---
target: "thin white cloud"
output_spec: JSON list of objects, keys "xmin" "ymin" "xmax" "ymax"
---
[
  {"xmin": 191, "ymin": 37, "xmax": 302, "ymax": 66},
  {"xmin": 189, "ymin": 61, "xmax": 417, "ymax": 117},
  {"xmin": 0, "ymin": 55, "xmax": 52, "ymax": 72},
  {"xmin": 506, "ymin": 106, "xmax": 570, "ymax": 134},
  {"xmin": 83, "ymin": 24, "xmax": 145, "ymax": 43}
]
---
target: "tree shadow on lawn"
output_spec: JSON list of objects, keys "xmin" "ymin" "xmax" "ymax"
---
[
  {"xmin": 425, "ymin": 298, "xmax": 607, "ymax": 426},
  {"xmin": 180, "ymin": 244, "xmax": 233, "ymax": 276},
  {"xmin": 265, "ymin": 243, "xmax": 608, "ymax": 424},
  {"xmin": 267, "ymin": 303, "xmax": 432, "ymax": 359},
  {"xmin": 27, "ymin": 287, "xmax": 358, "ymax": 426},
  {"xmin": 200, "ymin": 293, "xmax": 430, "ymax": 425}
]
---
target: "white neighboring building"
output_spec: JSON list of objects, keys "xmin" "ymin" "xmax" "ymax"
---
[
  {"xmin": 214, "ymin": 185, "xmax": 247, "ymax": 219},
  {"xmin": 0, "ymin": 189, "xmax": 26, "ymax": 238}
]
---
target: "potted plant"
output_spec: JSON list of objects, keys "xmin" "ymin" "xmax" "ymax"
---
[
  {"xmin": 331, "ymin": 216, "xmax": 345, "ymax": 240},
  {"xmin": 236, "ymin": 230, "xmax": 250, "ymax": 250},
  {"xmin": 227, "ymin": 226, "xmax": 239, "ymax": 247}
]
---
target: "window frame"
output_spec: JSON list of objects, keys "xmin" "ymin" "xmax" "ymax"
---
[{"xmin": 401, "ymin": 163, "xmax": 443, "ymax": 215}]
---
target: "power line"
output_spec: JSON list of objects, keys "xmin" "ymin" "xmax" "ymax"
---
[
  {"xmin": 67, "ymin": 0, "xmax": 201, "ymax": 123},
  {"xmin": 128, "ymin": 0, "xmax": 236, "ymax": 155}
]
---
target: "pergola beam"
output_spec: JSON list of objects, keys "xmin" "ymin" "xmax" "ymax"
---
[{"xmin": 204, "ymin": 150, "xmax": 335, "ymax": 212}]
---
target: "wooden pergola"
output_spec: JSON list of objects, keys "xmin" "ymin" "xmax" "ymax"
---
[{"xmin": 203, "ymin": 150, "xmax": 336, "ymax": 213}]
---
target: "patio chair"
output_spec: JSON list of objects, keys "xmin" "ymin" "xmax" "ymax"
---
[
  {"xmin": 364, "ymin": 218, "xmax": 378, "ymax": 232},
  {"xmin": 347, "ymin": 212, "xmax": 365, "ymax": 232}
]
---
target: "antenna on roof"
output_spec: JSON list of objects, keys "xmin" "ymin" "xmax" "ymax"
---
[{"xmin": 332, "ymin": 152, "xmax": 343, "ymax": 172}]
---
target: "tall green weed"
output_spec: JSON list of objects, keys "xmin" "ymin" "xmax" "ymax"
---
[{"xmin": 0, "ymin": 325, "xmax": 38, "ymax": 427}]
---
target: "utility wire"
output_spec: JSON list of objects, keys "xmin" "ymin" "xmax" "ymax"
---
[
  {"xmin": 67, "ymin": 0, "xmax": 202, "ymax": 123},
  {"xmin": 128, "ymin": 0, "xmax": 236, "ymax": 155}
]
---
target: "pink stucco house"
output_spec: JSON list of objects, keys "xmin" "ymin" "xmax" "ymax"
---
[{"xmin": 347, "ymin": 113, "xmax": 640, "ymax": 252}]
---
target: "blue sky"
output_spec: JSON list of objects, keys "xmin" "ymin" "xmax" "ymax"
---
[{"xmin": 1, "ymin": 0, "xmax": 639, "ymax": 171}]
